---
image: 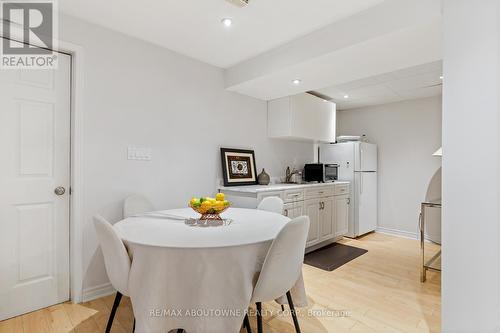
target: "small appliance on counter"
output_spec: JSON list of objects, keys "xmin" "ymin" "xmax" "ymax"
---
[
  {"xmin": 303, "ymin": 163, "xmax": 338, "ymax": 183},
  {"xmin": 324, "ymin": 163, "xmax": 339, "ymax": 182}
]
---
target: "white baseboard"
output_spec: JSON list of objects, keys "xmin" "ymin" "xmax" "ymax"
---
[
  {"xmin": 375, "ymin": 227, "xmax": 418, "ymax": 240},
  {"xmin": 82, "ymin": 282, "xmax": 115, "ymax": 302}
]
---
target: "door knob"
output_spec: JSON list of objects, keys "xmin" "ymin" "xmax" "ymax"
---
[{"xmin": 54, "ymin": 186, "xmax": 66, "ymax": 196}]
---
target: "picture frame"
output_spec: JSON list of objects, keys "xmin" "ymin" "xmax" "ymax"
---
[{"xmin": 220, "ymin": 148, "xmax": 258, "ymax": 186}]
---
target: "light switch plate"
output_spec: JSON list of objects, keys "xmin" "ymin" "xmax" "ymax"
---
[{"xmin": 127, "ymin": 146, "xmax": 152, "ymax": 161}]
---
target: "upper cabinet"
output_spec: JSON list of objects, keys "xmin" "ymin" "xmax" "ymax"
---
[{"xmin": 268, "ymin": 93, "xmax": 336, "ymax": 142}]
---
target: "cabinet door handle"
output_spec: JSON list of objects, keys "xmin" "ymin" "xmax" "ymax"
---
[
  {"xmin": 319, "ymin": 202, "xmax": 322, "ymax": 210},
  {"xmin": 284, "ymin": 209, "xmax": 288, "ymax": 216},
  {"xmin": 347, "ymin": 198, "xmax": 350, "ymax": 204}
]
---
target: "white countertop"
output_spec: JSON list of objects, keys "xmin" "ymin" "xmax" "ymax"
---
[{"xmin": 219, "ymin": 181, "xmax": 349, "ymax": 193}]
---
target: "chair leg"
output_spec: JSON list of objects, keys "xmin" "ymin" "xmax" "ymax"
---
[
  {"xmin": 256, "ymin": 302, "xmax": 263, "ymax": 333},
  {"xmin": 243, "ymin": 313, "xmax": 252, "ymax": 333},
  {"xmin": 133, "ymin": 318, "xmax": 135, "ymax": 332},
  {"xmin": 286, "ymin": 291, "xmax": 301, "ymax": 333},
  {"xmin": 105, "ymin": 292, "xmax": 123, "ymax": 333},
  {"xmin": 281, "ymin": 304, "xmax": 285, "ymax": 311}
]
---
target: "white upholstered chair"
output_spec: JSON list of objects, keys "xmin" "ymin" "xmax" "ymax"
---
[
  {"xmin": 93, "ymin": 215, "xmax": 132, "ymax": 333},
  {"xmin": 257, "ymin": 196, "xmax": 284, "ymax": 215},
  {"xmin": 123, "ymin": 194, "xmax": 154, "ymax": 218},
  {"xmin": 94, "ymin": 215, "xmax": 183, "ymax": 333},
  {"xmin": 251, "ymin": 216, "xmax": 310, "ymax": 333}
]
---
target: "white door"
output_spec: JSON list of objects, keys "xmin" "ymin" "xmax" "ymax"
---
[
  {"xmin": 304, "ymin": 199, "xmax": 320, "ymax": 246},
  {"xmin": 354, "ymin": 172, "xmax": 377, "ymax": 236},
  {"xmin": 0, "ymin": 51, "xmax": 71, "ymax": 320},
  {"xmin": 319, "ymin": 197, "xmax": 334, "ymax": 241},
  {"xmin": 334, "ymin": 195, "xmax": 349, "ymax": 237}
]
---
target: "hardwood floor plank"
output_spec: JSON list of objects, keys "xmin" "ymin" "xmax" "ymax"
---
[
  {"xmin": 0, "ymin": 315, "xmax": 23, "ymax": 333},
  {"xmin": 22, "ymin": 309, "xmax": 52, "ymax": 333},
  {"xmin": 45, "ymin": 304, "xmax": 74, "ymax": 333}
]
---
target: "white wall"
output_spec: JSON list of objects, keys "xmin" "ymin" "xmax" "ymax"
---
[
  {"xmin": 59, "ymin": 15, "xmax": 314, "ymax": 293},
  {"xmin": 442, "ymin": 1, "xmax": 500, "ymax": 331},
  {"xmin": 337, "ymin": 96, "xmax": 442, "ymax": 237}
]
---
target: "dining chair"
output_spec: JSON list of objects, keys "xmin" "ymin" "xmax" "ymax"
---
[
  {"xmin": 94, "ymin": 216, "xmax": 184, "ymax": 333},
  {"xmin": 250, "ymin": 216, "xmax": 310, "ymax": 333},
  {"xmin": 93, "ymin": 215, "xmax": 133, "ymax": 333},
  {"xmin": 123, "ymin": 194, "xmax": 155, "ymax": 218},
  {"xmin": 257, "ymin": 197, "xmax": 284, "ymax": 215}
]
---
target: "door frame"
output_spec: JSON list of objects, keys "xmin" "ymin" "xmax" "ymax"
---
[{"xmin": 1, "ymin": 25, "xmax": 86, "ymax": 303}]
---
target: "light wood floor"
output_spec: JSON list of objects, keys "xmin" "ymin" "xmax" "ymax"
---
[{"xmin": 0, "ymin": 233, "xmax": 441, "ymax": 333}]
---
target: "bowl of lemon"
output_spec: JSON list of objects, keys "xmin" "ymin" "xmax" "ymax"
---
[{"xmin": 189, "ymin": 192, "xmax": 230, "ymax": 220}]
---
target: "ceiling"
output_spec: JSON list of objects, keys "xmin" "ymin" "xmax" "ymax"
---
[
  {"xmin": 223, "ymin": 0, "xmax": 442, "ymax": 100},
  {"xmin": 317, "ymin": 61, "xmax": 443, "ymax": 110},
  {"xmin": 59, "ymin": 0, "xmax": 442, "ymax": 103},
  {"xmin": 59, "ymin": 0, "xmax": 384, "ymax": 68}
]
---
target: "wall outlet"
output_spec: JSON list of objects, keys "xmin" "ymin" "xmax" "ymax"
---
[{"xmin": 127, "ymin": 146, "xmax": 152, "ymax": 161}]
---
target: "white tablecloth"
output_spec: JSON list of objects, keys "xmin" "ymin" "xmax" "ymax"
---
[{"xmin": 114, "ymin": 208, "xmax": 307, "ymax": 333}]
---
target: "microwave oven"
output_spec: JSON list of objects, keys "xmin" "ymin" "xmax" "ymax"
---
[{"xmin": 303, "ymin": 163, "xmax": 338, "ymax": 182}]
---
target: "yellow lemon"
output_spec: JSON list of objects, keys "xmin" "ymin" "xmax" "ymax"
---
[
  {"xmin": 190, "ymin": 197, "xmax": 198, "ymax": 205},
  {"xmin": 216, "ymin": 193, "xmax": 225, "ymax": 201},
  {"xmin": 201, "ymin": 200, "xmax": 212, "ymax": 211},
  {"xmin": 198, "ymin": 201, "xmax": 212, "ymax": 214},
  {"xmin": 214, "ymin": 201, "xmax": 225, "ymax": 212},
  {"xmin": 223, "ymin": 200, "xmax": 230, "ymax": 207}
]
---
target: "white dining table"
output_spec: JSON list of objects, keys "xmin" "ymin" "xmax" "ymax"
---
[{"xmin": 114, "ymin": 207, "xmax": 307, "ymax": 333}]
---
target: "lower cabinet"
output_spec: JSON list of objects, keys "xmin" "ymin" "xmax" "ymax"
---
[
  {"xmin": 320, "ymin": 197, "xmax": 334, "ymax": 241},
  {"xmin": 283, "ymin": 202, "xmax": 303, "ymax": 219},
  {"xmin": 304, "ymin": 199, "xmax": 321, "ymax": 246},
  {"xmin": 334, "ymin": 194, "xmax": 349, "ymax": 237},
  {"xmin": 304, "ymin": 194, "xmax": 348, "ymax": 248}
]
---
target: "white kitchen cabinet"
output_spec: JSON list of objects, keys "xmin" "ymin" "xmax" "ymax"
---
[
  {"xmin": 304, "ymin": 199, "xmax": 321, "ymax": 246},
  {"xmin": 256, "ymin": 191, "xmax": 284, "ymax": 202},
  {"xmin": 334, "ymin": 195, "xmax": 349, "ymax": 237},
  {"xmin": 320, "ymin": 197, "xmax": 335, "ymax": 241},
  {"xmin": 283, "ymin": 202, "xmax": 303, "ymax": 219},
  {"xmin": 219, "ymin": 182, "xmax": 350, "ymax": 249},
  {"xmin": 268, "ymin": 93, "xmax": 336, "ymax": 142}
]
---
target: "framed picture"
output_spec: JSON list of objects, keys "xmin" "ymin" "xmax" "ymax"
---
[{"xmin": 220, "ymin": 148, "xmax": 257, "ymax": 186}]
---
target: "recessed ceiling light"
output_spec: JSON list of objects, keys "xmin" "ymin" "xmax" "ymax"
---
[
  {"xmin": 343, "ymin": 94, "xmax": 349, "ymax": 99},
  {"xmin": 292, "ymin": 79, "xmax": 301, "ymax": 85},
  {"xmin": 439, "ymin": 75, "xmax": 443, "ymax": 80},
  {"xmin": 221, "ymin": 18, "xmax": 233, "ymax": 27}
]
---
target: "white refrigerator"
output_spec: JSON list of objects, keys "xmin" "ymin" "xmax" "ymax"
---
[{"xmin": 320, "ymin": 142, "xmax": 377, "ymax": 238}]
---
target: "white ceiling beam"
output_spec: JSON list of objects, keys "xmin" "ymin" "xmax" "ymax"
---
[{"xmin": 224, "ymin": 0, "xmax": 442, "ymax": 100}]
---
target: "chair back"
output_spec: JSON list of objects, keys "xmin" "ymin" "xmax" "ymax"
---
[
  {"xmin": 251, "ymin": 216, "xmax": 310, "ymax": 302},
  {"xmin": 93, "ymin": 215, "xmax": 131, "ymax": 296},
  {"xmin": 257, "ymin": 196, "xmax": 284, "ymax": 215},
  {"xmin": 123, "ymin": 194, "xmax": 154, "ymax": 218}
]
